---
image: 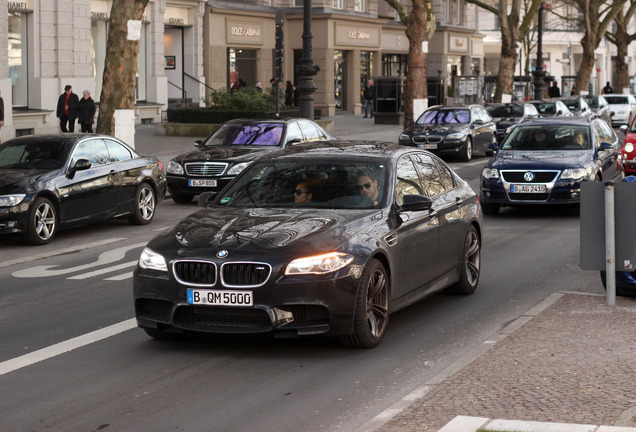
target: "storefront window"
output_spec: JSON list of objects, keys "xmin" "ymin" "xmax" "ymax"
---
[
  {"xmin": 334, "ymin": 50, "xmax": 345, "ymax": 110},
  {"xmin": 9, "ymin": 12, "xmax": 28, "ymax": 107},
  {"xmin": 228, "ymin": 48, "xmax": 257, "ymax": 89},
  {"xmin": 360, "ymin": 51, "xmax": 373, "ymax": 104},
  {"xmin": 382, "ymin": 54, "xmax": 407, "ymax": 77}
]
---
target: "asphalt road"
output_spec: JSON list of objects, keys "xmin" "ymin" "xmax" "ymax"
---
[{"xmin": 0, "ymin": 152, "xmax": 606, "ymax": 432}]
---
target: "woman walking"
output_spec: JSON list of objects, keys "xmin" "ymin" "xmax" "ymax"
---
[{"xmin": 78, "ymin": 90, "xmax": 97, "ymax": 133}]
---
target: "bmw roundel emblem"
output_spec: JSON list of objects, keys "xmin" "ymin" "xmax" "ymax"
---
[
  {"xmin": 216, "ymin": 250, "xmax": 229, "ymax": 258},
  {"xmin": 524, "ymin": 171, "xmax": 534, "ymax": 182}
]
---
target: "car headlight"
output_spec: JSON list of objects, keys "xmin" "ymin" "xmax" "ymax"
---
[
  {"xmin": 285, "ymin": 252, "xmax": 354, "ymax": 275},
  {"xmin": 138, "ymin": 247, "xmax": 168, "ymax": 272},
  {"xmin": 0, "ymin": 194, "xmax": 26, "ymax": 207},
  {"xmin": 167, "ymin": 160, "xmax": 184, "ymax": 175},
  {"xmin": 625, "ymin": 143, "xmax": 634, "ymax": 153},
  {"xmin": 227, "ymin": 161, "xmax": 252, "ymax": 175},
  {"xmin": 561, "ymin": 167, "xmax": 590, "ymax": 180},
  {"xmin": 481, "ymin": 168, "xmax": 499, "ymax": 179},
  {"xmin": 446, "ymin": 133, "xmax": 465, "ymax": 141},
  {"xmin": 399, "ymin": 133, "xmax": 411, "ymax": 141}
]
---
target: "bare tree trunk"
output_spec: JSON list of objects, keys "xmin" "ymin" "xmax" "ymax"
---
[
  {"xmin": 401, "ymin": 0, "xmax": 436, "ymax": 128},
  {"xmin": 615, "ymin": 34, "xmax": 630, "ymax": 93},
  {"xmin": 96, "ymin": 0, "xmax": 149, "ymax": 135},
  {"xmin": 574, "ymin": 34, "xmax": 597, "ymax": 94},
  {"xmin": 495, "ymin": 30, "xmax": 518, "ymax": 102}
]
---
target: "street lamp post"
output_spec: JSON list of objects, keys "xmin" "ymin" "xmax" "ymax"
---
[
  {"xmin": 533, "ymin": 2, "xmax": 546, "ymax": 100},
  {"xmin": 296, "ymin": 0, "xmax": 320, "ymax": 119}
]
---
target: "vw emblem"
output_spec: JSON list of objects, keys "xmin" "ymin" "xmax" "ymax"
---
[
  {"xmin": 524, "ymin": 171, "xmax": 535, "ymax": 182},
  {"xmin": 216, "ymin": 250, "xmax": 229, "ymax": 259}
]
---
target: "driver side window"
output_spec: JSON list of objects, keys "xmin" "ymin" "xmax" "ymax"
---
[{"xmin": 395, "ymin": 156, "xmax": 423, "ymax": 205}]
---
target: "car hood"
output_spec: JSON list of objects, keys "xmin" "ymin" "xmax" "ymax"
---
[
  {"xmin": 489, "ymin": 150, "xmax": 593, "ymax": 170},
  {"xmin": 0, "ymin": 169, "xmax": 55, "ymax": 194},
  {"xmin": 174, "ymin": 146, "xmax": 279, "ymax": 164},
  {"xmin": 492, "ymin": 118, "xmax": 522, "ymax": 128},
  {"xmin": 402, "ymin": 124, "xmax": 467, "ymax": 135},
  {"xmin": 147, "ymin": 206, "xmax": 380, "ymax": 255}
]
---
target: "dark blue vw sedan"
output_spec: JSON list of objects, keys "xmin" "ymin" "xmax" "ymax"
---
[{"xmin": 480, "ymin": 118, "xmax": 622, "ymax": 215}]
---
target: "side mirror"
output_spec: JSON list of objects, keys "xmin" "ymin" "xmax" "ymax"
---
[
  {"xmin": 194, "ymin": 140, "xmax": 204, "ymax": 148},
  {"xmin": 489, "ymin": 142, "xmax": 499, "ymax": 152},
  {"xmin": 556, "ymin": 110, "xmax": 562, "ymax": 116},
  {"xmin": 400, "ymin": 194, "xmax": 433, "ymax": 212},
  {"xmin": 473, "ymin": 119, "xmax": 484, "ymax": 126},
  {"xmin": 620, "ymin": 125, "xmax": 628, "ymax": 134},
  {"xmin": 599, "ymin": 142, "xmax": 614, "ymax": 151},
  {"xmin": 197, "ymin": 191, "xmax": 219, "ymax": 207},
  {"xmin": 66, "ymin": 158, "xmax": 91, "ymax": 179}
]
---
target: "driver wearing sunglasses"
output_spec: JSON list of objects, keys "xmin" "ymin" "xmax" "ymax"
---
[
  {"xmin": 356, "ymin": 172, "xmax": 380, "ymax": 206},
  {"xmin": 294, "ymin": 181, "xmax": 314, "ymax": 203}
]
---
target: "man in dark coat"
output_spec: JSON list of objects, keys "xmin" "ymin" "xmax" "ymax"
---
[
  {"xmin": 548, "ymin": 82, "xmax": 561, "ymax": 98},
  {"xmin": 77, "ymin": 90, "xmax": 97, "ymax": 133},
  {"xmin": 56, "ymin": 85, "xmax": 80, "ymax": 132},
  {"xmin": 363, "ymin": 79, "xmax": 375, "ymax": 118}
]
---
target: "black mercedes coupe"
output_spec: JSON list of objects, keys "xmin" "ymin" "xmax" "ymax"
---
[
  {"xmin": 133, "ymin": 141, "xmax": 482, "ymax": 348},
  {"xmin": 0, "ymin": 134, "xmax": 166, "ymax": 245}
]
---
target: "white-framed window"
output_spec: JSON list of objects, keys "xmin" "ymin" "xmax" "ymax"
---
[
  {"xmin": 332, "ymin": 0, "xmax": 343, "ymax": 9},
  {"xmin": 354, "ymin": 0, "xmax": 365, "ymax": 12},
  {"xmin": 9, "ymin": 12, "xmax": 28, "ymax": 107}
]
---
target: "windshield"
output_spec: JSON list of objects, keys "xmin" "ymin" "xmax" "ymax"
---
[
  {"xmin": 604, "ymin": 96, "xmax": 629, "ymax": 104},
  {"xmin": 216, "ymin": 159, "xmax": 388, "ymax": 209},
  {"xmin": 0, "ymin": 141, "xmax": 69, "ymax": 170},
  {"xmin": 584, "ymin": 97, "xmax": 600, "ymax": 108},
  {"xmin": 562, "ymin": 99, "xmax": 581, "ymax": 110},
  {"xmin": 500, "ymin": 125, "xmax": 591, "ymax": 151},
  {"xmin": 203, "ymin": 123, "xmax": 284, "ymax": 147},
  {"xmin": 416, "ymin": 109, "xmax": 469, "ymax": 125},
  {"xmin": 486, "ymin": 105, "xmax": 523, "ymax": 118},
  {"xmin": 532, "ymin": 102, "xmax": 556, "ymax": 115}
]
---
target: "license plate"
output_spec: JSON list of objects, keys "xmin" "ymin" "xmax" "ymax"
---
[
  {"xmin": 188, "ymin": 179, "xmax": 217, "ymax": 187},
  {"xmin": 418, "ymin": 144, "xmax": 437, "ymax": 150},
  {"xmin": 510, "ymin": 184, "xmax": 546, "ymax": 193},
  {"xmin": 187, "ymin": 289, "xmax": 253, "ymax": 306}
]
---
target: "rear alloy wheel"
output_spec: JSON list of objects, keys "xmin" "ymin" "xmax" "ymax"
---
[
  {"xmin": 461, "ymin": 137, "xmax": 473, "ymax": 162},
  {"xmin": 446, "ymin": 225, "xmax": 481, "ymax": 295},
  {"xmin": 25, "ymin": 197, "xmax": 57, "ymax": 245},
  {"xmin": 340, "ymin": 258, "xmax": 389, "ymax": 348},
  {"xmin": 129, "ymin": 183, "xmax": 156, "ymax": 225}
]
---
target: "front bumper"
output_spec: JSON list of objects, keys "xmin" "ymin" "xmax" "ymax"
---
[
  {"xmin": 133, "ymin": 264, "xmax": 362, "ymax": 338},
  {"xmin": 0, "ymin": 202, "xmax": 31, "ymax": 236},
  {"xmin": 399, "ymin": 136, "xmax": 466, "ymax": 156}
]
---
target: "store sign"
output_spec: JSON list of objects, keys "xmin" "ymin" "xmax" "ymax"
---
[
  {"xmin": 449, "ymin": 35, "xmax": 469, "ymax": 53},
  {"xmin": 335, "ymin": 23, "xmax": 379, "ymax": 47},
  {"xmin": 227, "ymin": 20, "xmax": 263, "ymax": 44},
  {"xmin": 164, "ymin": 5, "xmax": 190, "ymax": 26},
  {"xmin": 91, "ymin": 0, "xmax": 109, "ymax": 20},
  {"xmin": 9, "ymin": 0, "xmax": 33, "ymax": 12}
]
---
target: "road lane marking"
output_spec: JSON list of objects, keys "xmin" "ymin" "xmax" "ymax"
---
[
  {"xmin": 12, "ymin": 242, "xmax": 147, "ymax": 278},
  {"xmin": 0, "ymin": 319, "xmax": 137, "ymax": 377},
  {"xmin": 0, "ymin": 238, "xmax": 126, "ymax": 269},
  {"xmin": 105, "ymin": 272, "xmax": 133, "ymax": 281},
  {"xmin": 67, "ymin": 261, "xmax": 137, "ymax": 280}
]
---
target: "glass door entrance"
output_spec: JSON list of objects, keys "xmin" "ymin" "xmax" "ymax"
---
[{"xmin": 334, "ymin": 50, "xmax": 345, "ymax": 110}]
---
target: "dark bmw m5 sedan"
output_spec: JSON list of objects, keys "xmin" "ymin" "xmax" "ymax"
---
[
  {"xmin": 133, "ymin": 140, "xmax": 483, "ymax": 348},
  {"xmin": 0, "ymin": 134, "xmax": 166, "ymax": 245}
]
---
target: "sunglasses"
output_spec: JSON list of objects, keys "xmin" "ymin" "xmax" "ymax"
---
[
  {"xmin": 294, "ymin": 189, "xmax": 309, "ymax": 196},
  {"xmin": 356, "ymin": 182, "xmax": 372, "ymax": 191}
]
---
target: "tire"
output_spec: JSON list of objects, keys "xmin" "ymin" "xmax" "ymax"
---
[
  {"xmin": 460, "ymin": 137, "xmax": 473, "ymax": 162},
  {"xmin": 481, "ymin": 202, "xmax": 500, "ymax": 215},
  {"xmin": 24, "ymin": 197, "xmax": 57, "ymax": 245},
  {"xmin": 129, "ymin": 183, "xmax": 156, "ymax": 225},
  {"xmin": 446, "ymin": 225, "xmax": 481, "ymax": 295},
  {"xmin": 171, "ymin": 193, "xmax": 195, "ymax": 204},
  {"xmin": 340, "ymin": 258, "xmax": 390, "ymax": 348}
]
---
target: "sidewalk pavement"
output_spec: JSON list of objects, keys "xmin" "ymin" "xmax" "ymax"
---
[
  {"xmin": 368, "ymin": 292, "xmax": 636, "ymax": 432},
  {"xmin": 134, "ymin": 115, "xmax": 636, "ymax": 432}
]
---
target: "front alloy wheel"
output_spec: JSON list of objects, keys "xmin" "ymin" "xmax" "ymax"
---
[
  {"xmin": 25, "ymin": 197, "xmax": 57, "ymax": 245},
  {"xmin": 129, "ymin": 183, "xmax": 156, "ymax": 225},
  {"xmin": 340, "ymin": 258, "xmax": 389, "ymax": 348}
]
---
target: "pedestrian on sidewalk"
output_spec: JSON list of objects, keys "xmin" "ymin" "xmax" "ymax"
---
[
  {"xmin": 56, "ymin": 85, "xmax": 79, "ymax": 133},
  {"xmin": 0, "ymin": 89, "xmax": 4, "ymax": 143},
  {"xmin": 77, "ymin": 90, "xmax": 96, "ymax": 133},
  {"xmin": 363, "ymin": 79, "xmax": 375, "ymax": 118}
]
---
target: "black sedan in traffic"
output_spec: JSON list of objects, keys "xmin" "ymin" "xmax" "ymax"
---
[
  {"xmin": 398, "ymin": 105, "xmax": 496, "ymax": 161},
  {"xmin": 134, "ymin": 141, "xmax": 483, "ymax": 348},
  {"xmin": 0, "ymin": 134, "xmax": 166, "ymax": 245},
  {"xmin": 480, "ymin": 118, "xmax": 622, "ymax": 215},
  {"xmin": 166, "ymin": 118, "xmax": 335, "ymax": 203},
  {"xmin": 485, "ymin": 102, "xmax": 540, "ymax": 142}
]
